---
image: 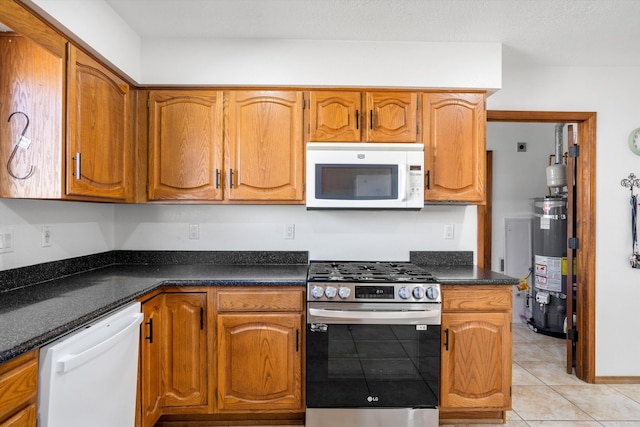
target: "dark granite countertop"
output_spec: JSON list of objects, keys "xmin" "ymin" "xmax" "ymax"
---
[
  {"xmin": 410, "ymin": 250, "xmax": 519, "ymax": 285},
  {"xmin": 0, "ymin": 252, "xmax": 308, "ymax": 364},
  {"xmin": 425, "ymin": 265, "xmax": 519, "ymax": 285},
  {"xmin": 1, "ymin": 250, "xmax": 517, "ymax": 364}
]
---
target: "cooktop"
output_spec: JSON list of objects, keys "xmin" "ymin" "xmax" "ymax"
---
[{"xmin": 307, "ymin": 261, "xmax": 436, "ymax": 283}]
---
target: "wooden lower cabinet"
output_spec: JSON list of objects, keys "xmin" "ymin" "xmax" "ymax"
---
[
  {"xmin": 140, "ymin": 294, "xmax": 163, "ymax": 427},
  {"xmin": 138, "ymin": 286, "xmax": 304, "ymax": 427},
  {"xmin": 217, "ymin": 313, "xmax": 303, "ymax": 412},
  {"xmin": 138, "ymin": 291, "xmax": 208, "ymax": 427},
  {"xmin": 0, "ymin": 350, "xmax": 38, "ymax": 427},
  {"xmin": 161, "ymin": 292, "xmax": 208, "ymax": 412},
  {"xmin": 440, "ymin": 285, "xmax": 512, "ymax": 423}
]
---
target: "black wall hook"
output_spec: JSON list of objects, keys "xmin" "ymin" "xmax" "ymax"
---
[{"xmin": 6, "ymin": 111, "xmax": 35, "ymax": 180}]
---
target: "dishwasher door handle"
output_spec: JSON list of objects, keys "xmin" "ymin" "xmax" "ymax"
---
[
  {"xmin": 56, "ymin": 312, "xmax": 143, "ymax": 373},
  {"xmin": 308, "ymin": 307, "xmax": 440, "ymax": 321}
]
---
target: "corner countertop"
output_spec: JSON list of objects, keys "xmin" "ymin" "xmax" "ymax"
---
[
  {"xmin": 0, "ymin": 261, "xmax": 308, "ymax": 364},
  {"xmin": 0, "ymin": 250, "xmax": 518, "ymax": 364}
]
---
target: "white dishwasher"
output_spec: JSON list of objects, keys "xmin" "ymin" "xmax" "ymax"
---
[{"xmin": 38, "ymin": 302, "xmax": 143, "ymax": 427}]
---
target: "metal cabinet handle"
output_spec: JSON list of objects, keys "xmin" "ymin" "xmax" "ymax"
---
[
  {"xmin": 229, "ymin": 168, "xmax": 234, "ymax": 189},
  {"xmin": 369, "ymin": 109, "xmax": 374, "ymax": 130},
  {"xmin": 444, "ymin": 328, "xmax": 449, "ymax": 351},
  {"xmin": 73, "ymin": 152, "xmax": 81, "ymax": 180},
  {"xmin": 215, "ymin": 169, "xmax": 220, "ymax": 189},
  {"xmin": 145, "ymin": 318, "xmax": 153, "ymax": 344},
  {"xmin": 355, "ymin": 109, "xmax": 359, "ymax": 130},
  {"xmin": 426, "ymin": 170, "xmax": 431, "ymax": 190}
]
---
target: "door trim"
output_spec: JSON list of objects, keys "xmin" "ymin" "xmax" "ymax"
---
[{"xmin": 483, "ymin": 110, "xmax": 596, "ymax": 383}]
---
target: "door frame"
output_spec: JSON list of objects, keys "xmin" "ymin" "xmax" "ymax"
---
[{"xmin": 480, "ymin": 110, "xmax": 596, "ymax": 383}]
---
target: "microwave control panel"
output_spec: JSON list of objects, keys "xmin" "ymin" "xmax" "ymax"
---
[{"xmin": 408, "ymin": 165, "xmax": 423, "ymax": 200}]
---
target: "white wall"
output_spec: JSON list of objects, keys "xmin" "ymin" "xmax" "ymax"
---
[
  {"xmin": 25, "ymin": 0, "xmax": 141, "ymax": 81},
  {"xmin": 114, "ymin": 204, "xmax": 477, "ymax": 262},
  {"xmin": 0, "ymin": 200, "xmax": 476, "ymax": 270},
  {"xmin": 488, "ymin": 64, "xmax": 640, "ymax": 377},
  {"xmin": 141, "ymin": 38, "xmax": 501, "ymax": 89},
  {"xmin": 0, "ymin": 199, "xmax": 114, "ymax": 270}
]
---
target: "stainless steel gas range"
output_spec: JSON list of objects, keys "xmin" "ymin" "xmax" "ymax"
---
[{"xmin": 306, "ymin": 261, "xmax": 441, "ymax": 427}]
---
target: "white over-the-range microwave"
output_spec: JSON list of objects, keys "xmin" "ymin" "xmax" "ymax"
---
[{"xmin": 306, "ymin": 142, "xmax": 425, "ymax": 210}]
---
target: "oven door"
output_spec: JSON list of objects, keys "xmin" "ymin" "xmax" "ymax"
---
[{"xmin": 306, "ymin": 303, "xmax": 440, "ymax": 410}]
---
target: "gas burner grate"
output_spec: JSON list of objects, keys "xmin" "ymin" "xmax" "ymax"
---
[{"xmin": 308, "ymin": 261, "xmax": 436, "ymax": 283}]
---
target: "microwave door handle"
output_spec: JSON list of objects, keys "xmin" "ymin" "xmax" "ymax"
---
[
  {"xmin": 308, "ymin": 307, "xmax": 439, "ymax": 321},
  {"xmin": 398, "ymin": 166, "xmax": 407, "ymax": 201}
]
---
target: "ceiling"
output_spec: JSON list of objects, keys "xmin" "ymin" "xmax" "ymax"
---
[{"xmin": 100, "ymin": 0, "xmax": 640, "ymax": 67}]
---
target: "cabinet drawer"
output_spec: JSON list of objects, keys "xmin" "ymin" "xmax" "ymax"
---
[
  {"xmin": 0, "ymin": 404, "xmax": 36, "ymax": 427},
  {"xmin": 217, "ymin": 288, "xmax": 304, "ymax": 312},
  {"xmin": 0, "ymin": 351, "xmax": 38, "ymax": 424},
  {"xmin": 442, "ymin": 285, "xmax": 511, "ymax": 312}
]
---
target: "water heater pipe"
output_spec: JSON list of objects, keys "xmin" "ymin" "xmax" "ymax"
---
[{"xmin": 554, "ymin": 123, "xmax": 565, "ymax": 164}]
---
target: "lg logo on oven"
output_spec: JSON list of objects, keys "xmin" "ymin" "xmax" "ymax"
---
[{"xmin": 367, "ymin": 396, "xmax": 379, "ymax": 402}]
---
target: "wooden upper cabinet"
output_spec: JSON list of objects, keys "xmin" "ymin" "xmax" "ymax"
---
[
  {"xmin": 225, "ymin": 90, "xmax": 304, "ymax": 202},
  {"xmin": 422, "ymin": 92, "xmax": 486, "ymax": 203},
  {"xmin": 308, "ymin": 91, "xmax": 361, "ymax": 142},
  {"xmin": 365, "ymin": 92, "xmax": 417, "ymax": 142},
  {"xmin": 66, "ymin": 44, "xmax": 133, "ymax": 201},
  {"xmin": 0, "ymin": 34, "xmax": 63, "ymax": 199},
  {"xmin": 148, "ymin": 90, "xmax": 223, "ymax": 201},
  {"xmin": 308, "ymin": 91, "xmax": 417, "ymax": 143}
]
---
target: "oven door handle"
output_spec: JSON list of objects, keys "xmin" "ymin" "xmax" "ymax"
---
[{"xmin": 308, "ymin": 307, "xmax": 440, "ymax": 321}]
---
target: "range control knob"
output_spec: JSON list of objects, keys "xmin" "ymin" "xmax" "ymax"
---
[
  {"xmin": 398, "ymin": 286, "xmax": 410, "ymax": 300},
  {"xmin": 338, "ymin": 287, "xmax": 351, "ymax": 299},
  {"xmin": 325, "ymin": 286, "xmax": 338, "ymax": 299},
  {"xmin": 311, "ymin": 285, "xmax": 325, "ymax": 299},
  {"xmin": 412, "ymin": 286, "xmax": 425, "ymax": 300},
  {"xmin": 426, "ymin": 286, "xmax": 440, "ymax": 300}
]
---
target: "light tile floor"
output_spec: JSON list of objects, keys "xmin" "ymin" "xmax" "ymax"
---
[
  {"xmin": 242, "ymin": 323, "xmax": 640, "ymax": 427},
  {"xmin": 443, "ymin": 322, "xmax": 640, "ymax": 427}
]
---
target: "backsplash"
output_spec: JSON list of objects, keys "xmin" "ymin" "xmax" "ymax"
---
[{"xmin": 0, "ymin": 250, "xmax": 308, "ymax": 293}]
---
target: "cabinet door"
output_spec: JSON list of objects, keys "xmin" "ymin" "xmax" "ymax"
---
[
  {"xmin": 308, "ymin": 91, "xmax": 361, "ymax": 142},
  {"xmin": 0, "ymin": 351, "xmax": 37, "ymax": 427},
  {"xmin": 440, "ymin": 312, "xmax": 511, "ymax": 410},
  {"xmin": 139, "ymin": 295, "xmax": 163, "ymax": 427},
  {"xmin": 365, "ymin": 92, "xmax": 417, "ymax": 142},
  {"xmin": 162, "ymin": 293, "xmax": 208, "ymax": 411},
  {"xmin": 66, "ymin": 44, "xmax": 132, "ymax": 200},
  {"xmin": 217, "ymin": 313, "xmax": 303, "ymax": 412},
  {"xmin": 226, "ymin": 91, "xmax": 304, "ymax": 201},
  {"xmin": 0, "ymin": 35, "xmax": 63, "ymax": 199},
  {"xmin": 422, "ymin": 92, "xmax": 486, "ymax": 202},
  {"xmin": 148, "ymin": 90, "xmax": 223, "ymax": 201}
]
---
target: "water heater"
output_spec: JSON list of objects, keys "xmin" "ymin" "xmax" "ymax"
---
[{"xmin": 530, "ymin": 196, "xmax": 567, "ymax": 336}]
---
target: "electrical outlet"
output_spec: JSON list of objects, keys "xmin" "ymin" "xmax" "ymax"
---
[
  {"xmin": 41, "ymin": 225, "xmax": 52, "ymax": 247},
  {"xmin": 444, "ymin": 224, "xmax": 454, "ymax": 240},
  {"xmin": 0, "ymin": 230, "xmax": 12, "ymax": 254},
  {"xmin": 189, "ymin": 223, "xmax": 200, "ymax": 240},
  {"xmin": 284, "ymin": 223, "xmax": 295, "ymax": 240}
]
